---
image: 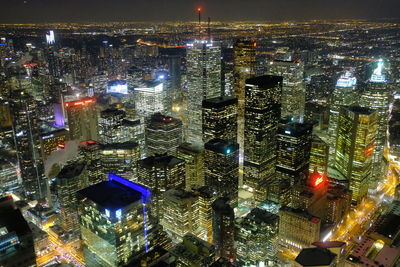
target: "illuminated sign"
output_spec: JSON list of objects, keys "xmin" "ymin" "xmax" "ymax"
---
[
  {"xmin": 225, "ymin": 148, "xmax": 231, "ymax": 154},
  {"xmin": 314, "ymin": 176, "xmax": 324, "ymax": 187},
  {"xmin": 336, "ymin": 72, "xmax": 357, "ymax": 87},
  {"xmin": 65, "ymin": 97, "xmax": 94, "ymax": 108},
  {"xmin": 107, "ymin": 80, "xmax": 128, "ymax": 95},
  {"xmin": 285, "ymin": 130, "xmax": 291, "ymax": 135}
]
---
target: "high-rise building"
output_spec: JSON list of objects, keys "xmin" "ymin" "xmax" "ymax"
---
[
  {"xmin": 334, "ymin": 106, "xmax": 378, "ymax": 203},
  {"xmin": 243, "ymin": 75, "xmax": 282, "ymax": 203},
  {"xmin": 202, "ymin": 96, "xmax": 238, "ymax": 144},
  {"xmin": 137, "ymin": 154, "xmax": 185, "ymax": 219},
  {"xmin": 134, "ymin": 80, "xmax": 170, "ymax": 118},
  {"xmin": 65, "ymin": 96, "xmax": 98, "ymax": 141},
  {"xmin": 145, "ymin": 113, "xmax": 182, "ymax": 156},
  {"xmin": 267, "ymin": 59, "xmax": 305, "ymax": 121},
  {"xmin": 212, "ymin": 197, "xmax": 236, "ymax": 262},
  {"xmin": 328, "ymin": 71, "xmax": 358, "ymax": 166},
  {"xmin": 233, "ymin": 40, "xmax": 256, "ymax": 172},
  {"xmin": 278, "ymin": 206, "xmax": 321, "ymax": 251},
  {"xmin": 175, "ymin": 143, "xmax": 204, "ymax": 191},
  {"xmin": 0, "ymin": 196, "xmax": 36, "ymax": 267},
  {"xmin": 186, "ymin": 40, "xmax": 222, "ymax": 147},
  {"xmin": 276, "ymin": 122, "xmax": 313, "ymax": 185},
  {"xmin": 99, "ymin": 108, "xmax": 126, "ymax": 144},
  {"xmin": 309, "ymin": 135, "xmax": 329, "ymax": 176},
  {"xmin": 39, "ymin": 128, "xmax": 69, "ymax": 160},
  {"xmin": 235, "ymin": 208, "xmax": 279, "ymax": 266},
  {"xmin": 161, "ymin": 189, "xmax": 197, "ymax": 243},
  {"xmin": 10, "ymin": 91, "xmax": 47, "ymax": 200},
  {"xmin": 192, "ymin": 186, "xmax": 218, "ymax": 243},
  {"xmin": 360, "ymin": 60, "xmax": 391, "ymax": 179},
  {"xmin": 57, "ymin": 162, "xmax": 87, "ymax": 234},
  {"xmin": 77, "ymin": 174, "xmax": 158, "ymax": 267},
  {"xmin": 78, "ymin": 140, "xmax": 103, "ymax": 185},
  {"xmin": 204, "ymin": 139, "xmax": 239, "ymax": 205},
  {"xmin": 326, "ymin": 185, "xmax": 352, "ymax": 225}
]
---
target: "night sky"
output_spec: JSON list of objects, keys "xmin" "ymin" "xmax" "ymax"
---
[{"xmin": 1, "ymin": 0, "xmax": 399, "ymax": 23}]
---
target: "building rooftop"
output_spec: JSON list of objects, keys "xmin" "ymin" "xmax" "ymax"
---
[
  {"xmin": 344, "ymin": 106, "xmax": 375, "ymax": 115},
  {"xmin": 245, "ymin": 207, "xmax": 279, "ymax": 225},
  {"xmin": 149, "ymin": 113, "xmax": 181, "ymax": 125},
  {"xmin": 100, "ymin": 141, "xmax": 139, "ymax": 151},
  {"xmin": 246, "ymin": 75, "xmax": 283, "ymax": 87},
  {"xmin": 138, "ymin": 154, "xmax": 184, "ymax": 169},
  {"xmin": 204, "ymin": 138, "xmax": 239, "ymax": 154},
  {"xmin": 279, "ymin": 206, "xmax": 320, "ymax": 223},
  {"xmin": 58, "ymin": 162, "xmax": 85, "ymax": 179},
  {"xmin": 77, "ymin": 175, "xmax": 148, "ymax": 210},
  {"xmin": 100, "ymin": 108, "xmax": 126, "ymax": 118},
  {"xmin": 279, "ymin": 122, "xmax": 313, "ymax": 137},
  {"xmin": 295, "ymin": 247, "xmax": 337, "ymax": 266},
  {"xmin": 202, "ymin": 96, "xmax": 237, "ymax": 109},
  {"xmin": 164, "ymin": 189, "xmax": 196, "ymax": 201}
]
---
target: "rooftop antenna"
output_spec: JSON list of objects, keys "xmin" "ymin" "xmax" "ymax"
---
[{"xmin": 197, "ymin": 7, "xmax": 202, "ymax": 35}]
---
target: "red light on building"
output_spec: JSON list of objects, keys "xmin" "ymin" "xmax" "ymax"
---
[
  {"xmin": 65, "ymin": 97, "xmax": 95, "ymax": 108},
  {"xmin": 314, "ymin": 176, "xmax": 324, "ymax": 187},
  {"xmin": 365, "ymin": 142, "xmax": 375, "ymax": 157},
  {"xmin": 197, "ymin": 7, "xmax": 202, "ymax": 12},
  {"xmin": 311, "ymin": 217, "xmax": 320, "ymax": 223},
  {"xmin": 309, "ymin": 168, "xmax": 326, "ymax": 188}
]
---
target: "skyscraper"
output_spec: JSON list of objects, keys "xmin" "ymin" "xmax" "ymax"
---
[
  {"xmin": 134, "ymin": 80, "xmax": 170, "ymax": 118},
  {"xmin": 212, "ymin": 197, "xmax": 236, "ymax": 262},
  {"xmin": 309, "ymin": 135, "xmax": 329, "ymax": 176},
  {"xmin": 77, "ymin": 174, "xmax": 157, "ymax": 267},
  {"xmin": 57, "ymin": 162, "xmax": 87, "ymax": 234},
  {"xmin": 99, "ymin": 108, "xmax": 126, "ymax": 144},
  {"xmin": 202, "ymin": 96, "xmax": 238, "ymax": 144},
  {"xmin": 334, "ymin": 106, "xmax": 378, "ymax": 203},
  {"xmin": 10, "ymin": 91, "xmax": 47, "ymax": 200},
  {"xmin": 137, "ymin": 154, "xmax": 185, "ymax": 219},
  {"xmin": 65, "ymin": 96, "xmax": 98, "ymax": 141},
  {"xmin": 360, "ymin": 60, "xmax": 391, "ymax": 179},
  {"xmin": 243, "ymin": 75, "xmax": 282, "ymax": 202},
  {"xmin": 204, "ymin": 139, "xmax": 239, "ymax": 205},
  {"xmin": 186, "ymin": 40, "xmax": 222, "ymax": 147},
  {"xmin": 276, "ymin": 122, "xmax": 313, "ymax": 186},
  {"xmin": 328, "ymin": 71, "xmax": 358, "ymax": 165},
  {"xmin": 267, "ymin": 59, "xmax": 305, "ymax": 121},
  {"xmin": 145, "ymin": 113, "xmax": 182, "ymax": 157},
  {"xmin": 175, "ymin": 143, "xmax": 205, "ymax": 191}
]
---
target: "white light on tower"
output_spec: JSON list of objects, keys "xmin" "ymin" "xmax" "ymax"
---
[{"xmin": 46, "ymin": 30, "xmax": 55, "ymax": 45}]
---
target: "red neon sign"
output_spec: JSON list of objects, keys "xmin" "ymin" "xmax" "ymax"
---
[{"xmin": 314, "ymin": 176, "xmax": 324, "ymax": 187}]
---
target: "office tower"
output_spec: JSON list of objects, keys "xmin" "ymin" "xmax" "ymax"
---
[
  {"xmin": 360, "ymin": 60, "xmax": 391, "ymax": 179},
  {"xmin": 0, "ymin": 159, "xmax": 19, "ymax": 193},
  {"xmin": 204, "ymin": 139, "xmax": 239, "ymax": 205},
  {"xmin": 10, "ymin": 91, "xmax": 47, "ymax": 200},
  {"xmin": 169, "ymin": 234, "xmax": 216, "ymax": 267},
  {"xmin": 192, "ymin": 186, "xmax": 218, "ymax": 243},
  {"xmin": 244, "ymin": 75, "xmax": 282, "ymax": 203},
  {"xmin": 334, "ymin": 106, "xmax": 378, "ymax": 203},
  {"xmin": 65, "ymin": 96, "xmax": 98, "ymax": 141},
  {"xmin": 78, "ymin": 140, "xmax": 103, "ymax": 185},
  {"xmin": 326, "ymin": 185, "xmax": 352, "ymax": 225},
  {"xmin": 186, "ymin": 40, "xmax": 222, "ymax": 147},
  {"xmin": 39, "ymin": 128, "xmax": 69, "ymax": 160},
  {"xmin": 175, "ymin": 143, "xmax": 205, "ymax": 191},
  {"xmin": 77, "ymin": 174, "xmax": 158, "ymax": 267},
  {"xmin": 276, "ymin": 122, "xmax": 313, "ymax": 185},
  {"xmin": 161, "ymin": 189, "xmax": 197, "ymax": 243},
  {"xmin": 145, "ymin": 113, "xmax": 182, "ymax": 156},
  {"xmin": 57, "ymin": 162, "xmax": 86, "ymax": 234},
  {"xmin": 0, "ymin": 196, "xmax": 36, "ymax": 267},
  {"xmin": 121, "ymin": 117, "xmax": 146, "ymax": 156},
  {"xmin": 137, "ymin": 154, "xmax": 185, "ymax": 219},
  {"xmin": 212, "ymin": 197, "xmax": 236, "ymax": 262},
  {"xmin": 202, "ymin": 96, "xmax": 238, "ymax": 144},
  {"xmin": 309, "ymin": 135, "xmax": 329, "ymax": 176},
  {"xmin": 278, "ymin": 206, "xmax": 321, "ymax": 251},
  {"xmin": 134, "ymin": 80, "xmax": 170, "ymax": 118},
  {"xmin": 233, "ymin": 40, "xmax": 256, "ymax": 177},
  {"xmin": 99, "ymin": 108, "xmax": 126, "ymax": 144},
  {"xmin": 235, "ymin": 208, "xmax": 279, "ymax": 266},
  {"xmin": 99, "ymin": 142, "xmax": 140, "ymax": 179},
  {"xmin": 267, "ymin": 59, "xmax": 305, "ymax": 121},
  {"xmin": 328, "ymin": 71, "xmax": 358, "ymax": 165}
]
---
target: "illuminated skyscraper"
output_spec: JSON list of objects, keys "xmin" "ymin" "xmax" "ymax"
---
[
  {"xmin": 186, "ymin": 40, "xmax": 221, "ymax": 147},
  {"xmin": 57, "ymin": 162, "xmax": 87, "ymax": 234},
  {"xmin": 233, "ymin": 40, "xmax": 256, "ymax": 170},
  {"xmin": 334, "ymin": 106, "xmax": 378, "ymax": 203},
  {"xmin": 175, "ymin": 143, "xmax": 205, "ymax": 191},
  {"xmin": 134, "ymin": 80, "xmax": 170, "ymax": 118},
  {"xmin": 267, "ymin": 59, "xmax": 305, "ymax": 121},
  {"xmin": 204, "ymin": 139, "xmax": 239, "ymax": 205},
  {"xmin": 328, "ymin": 71, "xmax": 358, "ymax": 165},
  {"xmin": 10, "ymin": 91, "xmax": 47, "ymax": 200},
  {"xmin": 276, "ymin": 122, "xmax": 313, "ymax": 185},
  {"xmin": 202, "ymin": 96, "xmax": 238, "ymax": 144},
  {"xmin": 77, "ymin": 174, "xmax": 157, "ymax": 267},
  {"xmin": 235, "ymin": 208, "xmax": 279, "ymax": 266},
  {"xmin": 65, "ymin": 96, "xmax": 98, "ymax": 141},
  {"xmin": 309, "ymin": 135, "xmax": 329, "ymax": 176},
  {"xmin": 360, "ymin": 60, "xmax": 391, "ymax": 179},
  {"xmin": 99, "ymin": 108, "xmax": 126, "ymax": 144},
  {"xmin": 137, "ymin": 154, "xmax": 185, "ymax": 219},
  {"xmin": 212, "ymin": 197, "xmax": 236, "ymax": 262},
  {"xmin": 39, "ymin": 128, "xmax": 69, "ymax": 160},
  {"xmin": 243, "ymin": 75, "xmax": 282, "ymax": 202},
  {"xmin": 145, "ymin": 113, "xmax": 182, "ymax": 156}
]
